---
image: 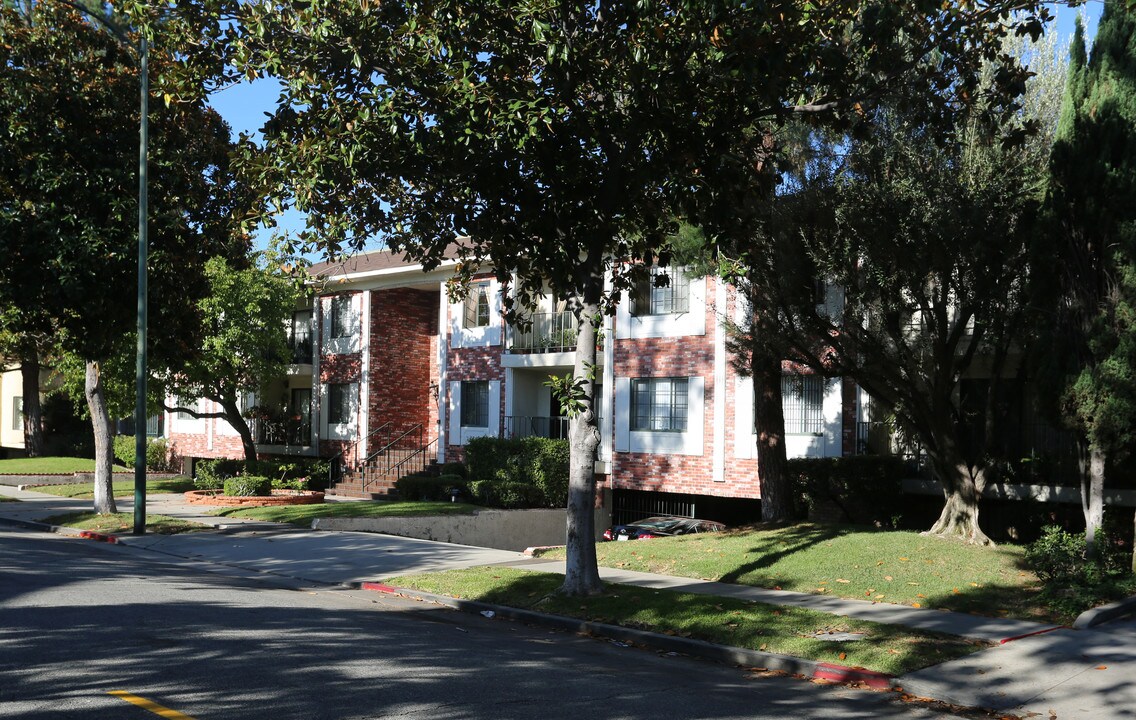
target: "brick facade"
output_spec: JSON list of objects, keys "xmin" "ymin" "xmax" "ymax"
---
[{"xmin": 368, "ymin": 288, "xmax": 436, "ymax": 436}]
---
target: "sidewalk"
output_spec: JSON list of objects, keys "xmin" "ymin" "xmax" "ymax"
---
[{"xmin": 2, "ymin": 483, "xmax": 1134, "ymax": 717}]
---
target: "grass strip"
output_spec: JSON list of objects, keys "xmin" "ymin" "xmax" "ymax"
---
[
  {"xmin": 0, "ymin": 495, "xmax": 18, "ymax": 502},
  {"xmin": 41, "ymin": 511, "xmax": 209, "ymax": 535},
  {"xmin": 213, "ymin": 500, "xmax": 479, "ymax": 526},
  {"xmin": 28, "ymin": 477, "xmax": 196, "ymax": 499},
  {"xmin": 390, "ymin": 566, "xmax": 985, "ymax": 676},
  {"xmin": 537, "ymin": 523, "xmax": 1071, "ymax": 622},
  {"xmin": 0, "ymin": 456, "xmax": 129, "ymax": 474}
]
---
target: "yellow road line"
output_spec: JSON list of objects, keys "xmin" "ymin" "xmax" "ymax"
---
[{"xmin": 107, "ymin": 691, "xmax": 197, "ymax": 720}]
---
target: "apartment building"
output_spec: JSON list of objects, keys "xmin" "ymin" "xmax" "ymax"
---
[{"xmin": 165, "ymin": 248, "xmax": 855, "ymax": 523}]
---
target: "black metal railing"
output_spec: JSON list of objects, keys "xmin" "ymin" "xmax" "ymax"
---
[
  {"xmin": 504, "ymin": 415, "xmax": 569, "ymax": 440},
  {"xmin": 288, "ymin": 335, "xmax": 313, "ymax": 364},
  {"xmin": 252, "ymin": 417, "xmax": 312, "ymax": 447},
  {"xmin": 363, "ymin": 424, "xmax": 433, "ymax": 491},
  {"xmin": 506, "ymin": 310, "xmax": 577, "ymax": 353}
]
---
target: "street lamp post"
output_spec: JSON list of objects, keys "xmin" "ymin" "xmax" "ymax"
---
[{"xmin": 133, "ymin": 36, "xmax": 149, "ymax": 536}]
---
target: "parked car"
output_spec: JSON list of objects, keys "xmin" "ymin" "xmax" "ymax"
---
[{"xmin": 602, "ymin": 516, "xmax": 726, "ymax": 541}]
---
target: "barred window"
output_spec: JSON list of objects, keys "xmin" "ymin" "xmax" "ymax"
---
[
  {"xmin": 463, "ymin": 283, "xmax": 491, "ymax": 328},
  {"xmin": 460, "ymin": 381, "xmax": 490, "ymax": 427},
  {"xmin": 631, "ymin": 378, "xmax": 689, "ymax": 432},
  {"xmin": 631, "ymin": 266, "xmax": 690, "ymax": 316},
  {"xmin": 782, "ymin": 375, "xmax": 824, "ymax": 435}
]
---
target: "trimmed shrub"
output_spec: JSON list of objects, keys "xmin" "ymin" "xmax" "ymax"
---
[
  {"xmin": 441, "ymin": 461, "xmax": 469, "ymax": 479},
  {"xmin": 788, "ymin": 456, "xmax": 906, "ymax": 527},
  {"xmin": 113, "ymin": 435, "xmax": 172, "ymax": 471},
  {"xmin": 223, "ymin": 475, "xmax": 272, "ymax": 497},
  {"xmin": 464, "ymin": 435, "xmax": 569, "ymax": 508},
  {"xmin": 396, "ymin": 473, "xmax": 466, "ymax": 501},
  {"xmin": 468, "ymin": 478, "xmax": 547, "ymax": 509}
]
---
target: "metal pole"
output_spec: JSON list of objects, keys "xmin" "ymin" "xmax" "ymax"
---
[{"xmin": 133, "ymin": 36, "xmax": 149, "ymax": 535}]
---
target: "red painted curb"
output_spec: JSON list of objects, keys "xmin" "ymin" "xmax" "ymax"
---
[
  {"xmin": 77, "ymin": 530, "xmax": 119, "ymax": 544},
  {"xmin": 813, "ymin": 662, "xmax": 894, "ymax": 689},
  {"xmin": 999, "ymin": 626, "xmax": 1064, "ymax": 644},
  {"xmin": 361, "ymin": 582, "xmax": 398, "ymax": 594}
]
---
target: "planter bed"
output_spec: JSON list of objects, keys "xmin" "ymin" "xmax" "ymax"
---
[{"xmin": 184, "ymin": 489, "xmax": 325, "ymax": 507}]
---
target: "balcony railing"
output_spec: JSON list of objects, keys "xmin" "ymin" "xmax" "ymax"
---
[
  {"xmin": 505, "ymin": 415, "xmax": 569, "ymax": 440},
  {"xmin": 288, "ymin": 335, "xmax": 313, "ymax": 364},
  {"xmin": 507, "ymin": 310, "xmax": 576, "ymax": 354},
  {"xmin": 252, "ymin": 417, "xmax": 312, "ymax": 447}
]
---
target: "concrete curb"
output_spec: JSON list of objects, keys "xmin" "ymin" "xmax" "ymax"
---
[
  {"xmin": 359, "ymin": 581, "xmax": 897, "ymax": 689},
  {"xmin": 1073, "ymin": 594, "xmax": 1136, "ymax": 629},
  {"xmin": 0, "ymin": 514, "xmax": 92, "ymax": 538}
]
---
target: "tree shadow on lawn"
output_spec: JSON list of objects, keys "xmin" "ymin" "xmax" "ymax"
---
[{"xmin": 717, "ymin": 523, "xmax": 848, "ymax": 584}]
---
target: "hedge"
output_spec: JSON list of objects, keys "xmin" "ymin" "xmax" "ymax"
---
[
  {"xmin": 464, "ymin": 436, "xmax": 569, "ymax": 509},
  {"xmin": 395, "ymin": 473, "xmax": 466, "ymax": 502},
  {"xmin": 788, "ymin": 456, "xmax": 906, "ymax": 527},
  {"xmin": 113, "ymin": 435, "xmax": 173, "ymax": 472}
]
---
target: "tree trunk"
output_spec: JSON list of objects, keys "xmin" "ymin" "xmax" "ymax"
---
[
  {"xmin": 752, "ymin": 350, "xmax": 793, "ymax": 522},
  {"xmin": 923, "ymin": 442, "xmax": 990, "ymax": 544},
  {"xmin": 20, "ymin": 353, "xmax": 43, "ymax": 457},
  {"xmin": 85, "ymin": 361, "xmax": 117, "ymax": 515},
  {"xmin": 1083, "ymin": 445, "xmax": 1106, "ymax": 559},
  {"xmin": 219, "ymin": 395, "xmax": 257, "ymax": 464},
  {"xmin": 560, "ymin": 275, "xmax": 603, "ymax": 597}
]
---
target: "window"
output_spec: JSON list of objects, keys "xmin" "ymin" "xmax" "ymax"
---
[
  {"xmin": 782, "ymin": 375, "xmax": 824, "ymax": 435},
  {"xmin": 631, "ymin": 378, "xmax": 689, "ymax": 432},
  {"xmin": 460, "ymin": 381, "xmax": 490, "ymax": 427},
  {"xmin": 12, "ymin": 396, "xmax": 22, "ymax": 431},
  {"xmin": 330, "ymin": 295, "xmax": 354, "ymax": 338},
  {"xmin": 631, "ymin": 266, "xmax": 690, "ymax": 316},
  {"xmin": 463, "ymin": 283, "xmax": 491, "ymax": 328},
  {"xmin": 175, "ymin": 396, "xmax": 196, "ymax": 421},
  {"xmin": 327, "ymin": 383, "xmax": 353, "ymax": 425},
  {"xmin": 290, "ymin": 309, "xmax": 313, "ymax": 362}
]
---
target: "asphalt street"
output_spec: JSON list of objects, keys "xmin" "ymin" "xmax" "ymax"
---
[{"xmin": 0, "ymin": 527, "xmax": 977, "ymax": 720}]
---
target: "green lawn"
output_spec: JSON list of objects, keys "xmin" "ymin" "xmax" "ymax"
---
[
  {"xmin": 27, "ymin": 476, "xmax": 196, "ymax": 499},
  {"xmin": 0, "ymin": 495, "xmax": 17, "ymax": 502},
  {"xmin": 41, "ymin": 511, "xmax": 209, "ymax": 535},
  {"xmin": 0, "ymin": 456, "xmax": 129, "ymax": 474},
  {"xmin": 390, "ymin": 566, "xmax": 984, "ymax": 676},
  {"xmin": 537, "ymin": 523, "xmax": 1081, "ymax": 623},
  {"xmin": 213, "ymin": 500, "xmax": 480, "ymax": 526}
]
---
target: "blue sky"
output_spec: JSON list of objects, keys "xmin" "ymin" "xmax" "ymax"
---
[{"xmin": 208, "ymin": 3, "xmax": 1105, "ymax": 248}]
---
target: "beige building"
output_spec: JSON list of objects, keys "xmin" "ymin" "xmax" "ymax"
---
[{"xmin": 0, "ymin": 366, "xmax": 24, "ymax": 452}]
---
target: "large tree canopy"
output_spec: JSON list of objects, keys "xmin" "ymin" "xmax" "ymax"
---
[
  {"xmin": 0, "ymin": 1, "xmax": 251, "ymax": 512},
  {"xmin": 150, "ymin": 0, "xmax": 1053, "ymax": 591}
]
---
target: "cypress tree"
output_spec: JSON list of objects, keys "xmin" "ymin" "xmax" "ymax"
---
[{"xmin": 1046, "ymin": 6, "xmax": 1136, "ymax": 561}]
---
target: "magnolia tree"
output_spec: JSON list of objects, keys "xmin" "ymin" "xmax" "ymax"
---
[{"xmin": 148, "ymin": 0, "xmax": 1055, "ymax": 590}]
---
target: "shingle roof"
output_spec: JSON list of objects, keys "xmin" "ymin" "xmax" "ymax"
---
[{"xmin": 307, "ymin": 242, "xmax": 467, "ymax": 280}]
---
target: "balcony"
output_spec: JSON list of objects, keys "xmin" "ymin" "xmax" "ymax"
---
[
  {"xmin": 287, "ymin": 334, "xmax": 313, "ymax": 365},
  {"xmin": 506, "ymin": 310, "xmax": 576, "ymax": 354},
  {"xmin": 252, "ymin": 416, "xmax": 312, "ymax": 447},
  {"xmin": 504, "ymin": 415, "xmax": 568, "ymax": 440}
]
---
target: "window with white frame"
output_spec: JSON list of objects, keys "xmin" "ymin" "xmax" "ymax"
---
[
  {"xmin": 327, "ymin": 383, "xmax": 354, "ymax": 425},
  {"xmin": 12, "ymin": 396, "xmax": 22, "ymax": 431},
  {"xmin": 460, "ymin": 380, "xmax": 490, "ymax": 427},
  {"xmin": 631, "ymin": 266, "xmax": 690, "ymax": 316},
  {"xmin": 329, "ymin": 295, "xmax": 354, "ymax": 339},
  {"xmin": 174, "ymin": 396, "xmax": 196, "ymax": 421},
  {"xmin": 463, "ymin": 283, "xmax": 491, "ymax": 328},
  {"xmin": 782, "ymin": 374, "xmax": 824, "ymax": 435},
  {"xmin": 631, "ymin": 377, "xmax": 689, "ymax": 432}
]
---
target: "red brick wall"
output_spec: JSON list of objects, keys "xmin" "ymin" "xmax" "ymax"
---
[
  {"xmin": 367, "ymin": 288, "xmax": 436, "ymax": 437},
  {"xmin": 611, "ymin": 279, "xmax": 762, "ymax": 500},
  {"xmin": 320, "ymin": 353, "xmax": 361, "ymax": 383}
]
